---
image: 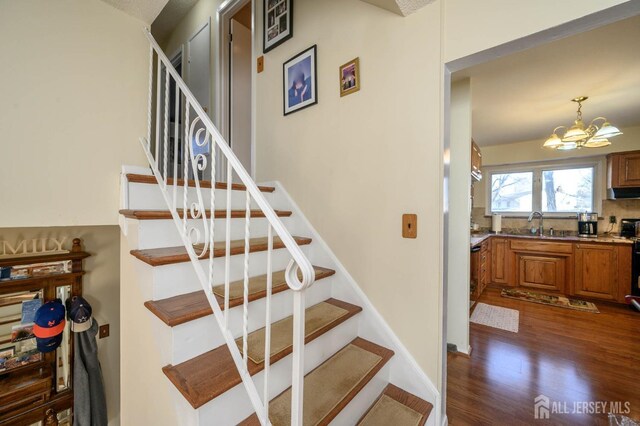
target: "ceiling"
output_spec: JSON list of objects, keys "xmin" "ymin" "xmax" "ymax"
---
[
  {"xmin": 360, "ymin": 0, "xmax": 435, "ymax": 16},
  {"xmin": 454, "ymin": 15, "xmax": 640, "ymax": 147},
  {"xmin": 100, "ymin": 0, "xmax": 169, "ymax": 24},
  {"xmin": 152, "ymin": 0, "xmax": 200, "ymax": 46}
]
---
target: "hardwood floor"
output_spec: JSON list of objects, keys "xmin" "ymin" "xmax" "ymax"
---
[{"xmin": 447, "ymin": 287, "xmax": 640, "ymax": 425}]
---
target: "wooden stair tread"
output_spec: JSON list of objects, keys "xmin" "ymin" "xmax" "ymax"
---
[
  {"xmin": 357, "ymin": 383, "xmax": 433, "ymax": 425},
  {"xmin": 144, "ymin": 266, "xmax": 336, "ymax": 326},
  {"xmin": 126, "ymin": 173, "xmax": 275, "ymax": 192},
  {"xmin": 162, "ymin": 298, "xmax": 363, "ymax": 409},
  {"xmin": 239, "ymin": 337, "xmax": 395, "ymax": 425},
  {"xmin": 119, "ymin": 209, "xmax": 292, "ymax": 220},
  {"xmin": 130, "ymin": 236, "xmax": 312, "ymax": 266}
]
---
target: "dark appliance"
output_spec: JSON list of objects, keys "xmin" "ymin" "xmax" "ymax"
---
[
  {"xmin": 577, "ymin": 212, "xmax": 598, "ymax": 238},
  {"xmin": 620, "ymin": 219, "xmax": 640, "ymax": 297}
]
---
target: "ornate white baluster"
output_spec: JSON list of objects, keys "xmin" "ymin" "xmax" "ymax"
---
[
  {"xmin": 155, "ymin": 56, "xmax": 162, "ymax": 167},
  {"xmin": 183, "ymin": 101, "xmax": 190, "ymax": 234},
  {"xmin": 263, "ymin": 224, "xmax": 273, "ymax": 422},
  {"xmin": 242, "ymin": 190, "xmax": 251, "ymax": 368},
  {"xmin": 291, "ymin": 289, "xmax": 305, "ymax": 426},
  {"xmin": 172, "ymin": 85, "xmax": 180, "ymax": 208},
  {"xmin": 163, "ymin": 68, "xmax": 170, "ymax": 186},
  {"xmin": 224, "ymin": 166, "xmax": 232, "ymax": 329},
  {"xmin": 208, "ymin": 133, "xmax": 216, "ymax": 292},
  {"xmin": 147, "ymin": 44, "xmax": 153, "ymax": 148}
]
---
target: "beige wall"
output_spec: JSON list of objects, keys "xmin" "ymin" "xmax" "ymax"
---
[
  {"xmin": 256, "ymin": 0, "xmax": 443, "ymax": 382},
  {"xmin": 0, "ymin": 0, "xmax": 148, "ymax": 228},
  {"xmin": 253, "ymin": 0, "xmax": 634, "ymax": 395},
  {"xmin": 0, "ymin": 226, "xmax": 121, "ymax": 425}
]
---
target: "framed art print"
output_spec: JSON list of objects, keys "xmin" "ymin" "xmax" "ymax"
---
[
  {"xmin": 339, "ymin": 57, "xmax": 360, "ymax": 97},
  {"xmin": 283, "ymin": 45, "xmax": 317, "ymax": 115},
  {"xmin": 264, "ymin": 0, "xmax": 293, "ymax": 53}
]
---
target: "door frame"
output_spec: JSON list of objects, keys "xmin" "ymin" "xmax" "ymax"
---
[
  {"xmin": 439, "ymin": 3, "xmax": 640, "ymax": 424},
  {"xmin": 217, "ymin": 0, "xmax": 256, "ymax": 180}
]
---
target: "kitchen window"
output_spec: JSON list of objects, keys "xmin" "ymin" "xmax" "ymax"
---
[{"xmin": 486, "ymin": 161, "xmax": 601, "ymax": 217}]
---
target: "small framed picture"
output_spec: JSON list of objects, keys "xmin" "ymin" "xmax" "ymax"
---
[
  {"xmin": 339, "ymin": 57, "xmax": 360, "ymax": 97},
  {"xmin": 0, "ymin": 347, "xmax": 15, "ymax": 359},
  {"xmin": 263, "ymin": 0, "xmax": 293, "ymax": 53},
  {"xmin": 283, "ymin": 45, "xmax": 317, "ymax": 115}
]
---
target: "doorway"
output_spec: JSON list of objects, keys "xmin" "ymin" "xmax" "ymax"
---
[
  {"xmin": 218, "ymin": 0, "xmax": 254, "ymax": 181},
  {"xmin": 441, "ymin": 5, "xmax": 640, "ymax": 424}
]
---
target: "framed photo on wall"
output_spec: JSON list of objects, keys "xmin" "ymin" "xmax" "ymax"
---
[
  {"xmin": 283, "ymin": 45, "xmax": 317, "ymax": 115},
  {"xmin": 339, "ymin": 57, "xmax": 360, "ymax": 97},
  {"xmin": 264, "ymin": 0, "xmax": 293, "ymax": 53}
]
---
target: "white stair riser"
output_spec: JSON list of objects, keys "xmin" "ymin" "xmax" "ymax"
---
[
  {"xmin": 328, "ymin": 363, "xmax": 390, "ymax": 426},
  {"xmin": 131, "ymin": 216, "xmax": 292, "ymax": 250},
  {"xmin": 196, "ymin": 317, "xmax": 360, "ymax": 425},
  {"xmin": 169, "ymin": 276, "xmax": 335, "ymax": 364},
  {"xmin": 126, "ymin": 181, "xmax": 275, "ymax": 211},
  {"xmin": 147, "ymin": 247, "xmax": 310, "ymax": 300}
]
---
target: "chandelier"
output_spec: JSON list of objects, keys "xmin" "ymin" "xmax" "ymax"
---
[{"xmin": 543, "ymin": 96, "xmax": 623, "ymax": 150}]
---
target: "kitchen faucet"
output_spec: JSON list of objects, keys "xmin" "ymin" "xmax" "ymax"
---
[{"xmin": 528, "ymin": 211, "xmax": 544, "ymax": 236}]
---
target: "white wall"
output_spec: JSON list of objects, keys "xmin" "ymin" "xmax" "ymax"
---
[
  {"xmin": 446, "ymin": 80, "xmax": 471, "ymax": 354},
  {"xmin": 252, "ymin": 0, "xmax": 634, "ymax": 401},
  {"xmin": 0, "ymin": 0, "xmax": 149, "ymax": 227}
]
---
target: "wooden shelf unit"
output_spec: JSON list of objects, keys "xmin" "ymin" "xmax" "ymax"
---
[{"xmin": 0, "ymin": 238, "xmax": 90, "ymax": 425}]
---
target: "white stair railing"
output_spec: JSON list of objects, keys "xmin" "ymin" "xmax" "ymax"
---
[{"xmin": 140, "ymin": 28, "xmax": 315, "ymax": 425}]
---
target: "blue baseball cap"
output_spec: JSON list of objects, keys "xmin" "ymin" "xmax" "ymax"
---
[{"xmin": 33, "ymin": 299, "xmax": 66, "ymax": 353}]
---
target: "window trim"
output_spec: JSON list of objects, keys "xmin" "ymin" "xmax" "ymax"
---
[{"xmin": 484, "ymin": 158, "xmax": 603, "ymax": 218}]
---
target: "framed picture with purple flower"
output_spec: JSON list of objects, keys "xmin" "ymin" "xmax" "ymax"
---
[
  {"xmin": 283, "ymin": 45, "xmax": 317, "ymax": 116},
  {"xmin": 264, "ymin": 0, "xmax": 293, "ymax": 53}
]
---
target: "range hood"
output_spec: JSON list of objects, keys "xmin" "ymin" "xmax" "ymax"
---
[{"xmin": 608, "ymin": 187, "xmax": 640, "ymax": 199}]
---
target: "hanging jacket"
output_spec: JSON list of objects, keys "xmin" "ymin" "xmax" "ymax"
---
[{"xmin": 74, "ymin": 320, "xmax": 107, "ymax": 426}]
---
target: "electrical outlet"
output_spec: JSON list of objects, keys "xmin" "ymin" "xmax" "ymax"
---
[
  {"xmin": 99, "ymin": 324, "xmax": 110, "ymax": 339},
  {"xmin": 257, "ymin": 56, "xmax": 264, "ymax": 73},
  {"xmin": 609, "ymin": 215, "xmax": 617, "ymax": 224}
]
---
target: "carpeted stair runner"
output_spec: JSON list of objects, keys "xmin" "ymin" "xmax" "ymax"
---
[
  {"xmin": 358, "ymin": 394, "xmax": 423, "ymax": 426},
  {"xmin": 235, "ymin": 301, "xmax": 349, "ymax": 363}
]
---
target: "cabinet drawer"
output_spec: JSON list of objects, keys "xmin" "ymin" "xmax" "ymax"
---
[
  {"xmin": 510, "ymin": 239, "xmax": 573, "ymax": 254},
  {"xmin": 0, "ymin": 369, "xmax": 51, "ymax": 421}
]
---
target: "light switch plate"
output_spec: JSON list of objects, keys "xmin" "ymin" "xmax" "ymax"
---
[
  {"xmin": 257, "ymin": 56, "xmax": 264, "ymax": 73},
  {"xmin": 402, "ymin": 214, "xmax": 418, "ymax": 238}
]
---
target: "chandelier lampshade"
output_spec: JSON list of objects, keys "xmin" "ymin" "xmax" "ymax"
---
[{"xmin": 542, "ymin": 96, "xmax": 623, "ymax": 150}]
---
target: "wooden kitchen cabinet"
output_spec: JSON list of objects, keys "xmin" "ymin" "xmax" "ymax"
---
[
  {"xmin": 516, "ymin": 254, "xmax": 567, "ymax": 293},
  {"xmin": 491, "ymin": 238, "xmax": 509, "ymax": 285},
  {"xmin": 608, "ymin": 150, "xmax": 640, "ymax": 187},
  {"xmin": 574, "ymin": 243, "xmax": 618, "ymax": 301},
  {"xmin": 471, "ymin": 140, "xmax": 482, "ymax": 181},
  {"xmin": 510, "ymin": 239, "xmax": 572, "ymax": 293}
]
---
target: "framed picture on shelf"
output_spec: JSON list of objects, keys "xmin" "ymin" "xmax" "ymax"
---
[
  {"xmin": 283, "ymin": 45, "xmax": 317, "ymax": 116},
  {"xmin": 264, "ymin": 0, "xmax": 293, "ymax": 53},
  {"xmin": 339, "ymin": 57, "xmax": 360, "ymax": 97}
]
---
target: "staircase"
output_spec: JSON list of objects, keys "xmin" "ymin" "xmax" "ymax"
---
[{"xmin": 118, "ymin": 28, "xmax": 438, "ymax": 425}]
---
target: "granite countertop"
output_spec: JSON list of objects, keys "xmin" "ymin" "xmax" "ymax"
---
[{"xmin": 470, "ymin": 232, "xmax": 633, "ymax": 248}]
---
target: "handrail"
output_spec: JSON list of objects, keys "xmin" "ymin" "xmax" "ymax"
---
[{"xmin": 139, "ymin": 27, "xmax": 314, "ymax": 425}]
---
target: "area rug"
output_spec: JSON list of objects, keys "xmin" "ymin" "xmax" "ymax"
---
[
  {"xmin": 470, "ymin": 303, "xmax": 519, "ymax": 333},
  {"xmin": 359, "ymin": 395, "xmax": 423, "ymax": 426},
  {"xmin": 501, "ymin": 288, "xmax": 599, "ymax": 313}
]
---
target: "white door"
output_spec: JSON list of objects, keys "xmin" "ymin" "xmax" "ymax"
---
[
  {"xmin": 187, "ymin": 21, "xmax": 211, "ymax": 179},
  {"xmin": 230, "ymin": 19, "xmax": 252, "ymax": 177}
]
